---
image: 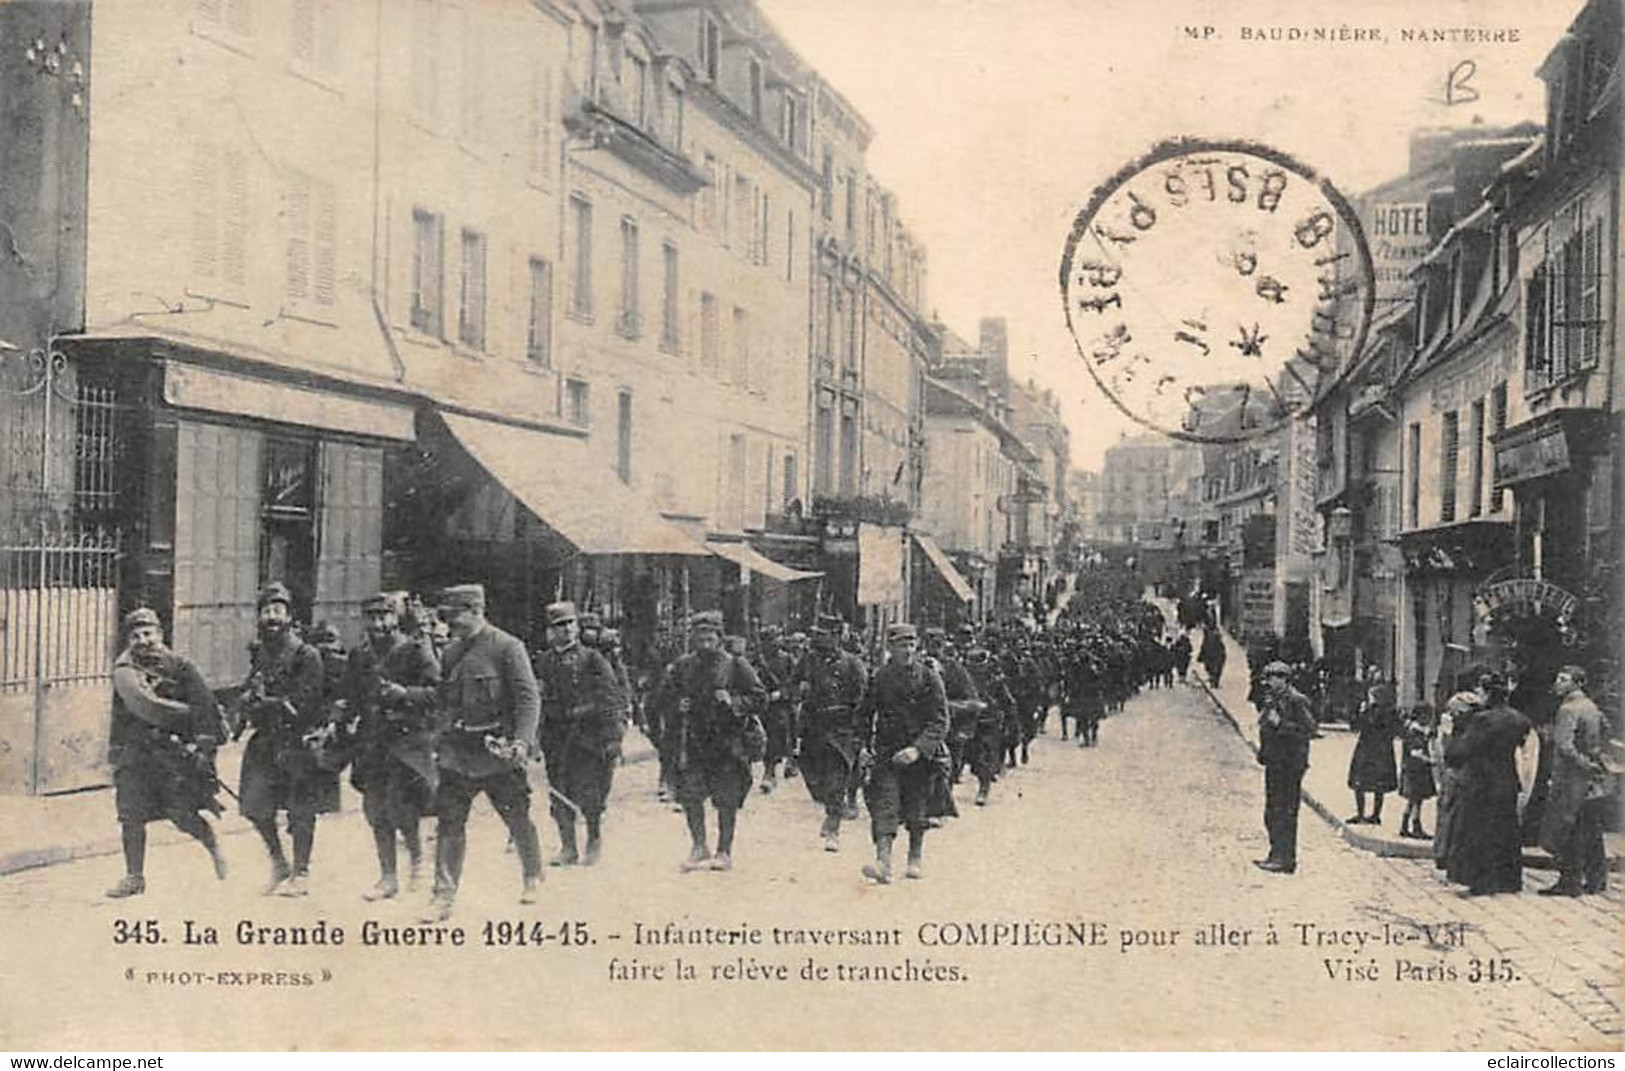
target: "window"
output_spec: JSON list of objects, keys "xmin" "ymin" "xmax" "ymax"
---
[
  {"xmin": 1577, "ymin": 217, "xmax": 1602, "ymax": 371},
  {"xmin": 726, "ymin": 434, "xmax": 747, "ymax": 531},
  {"xmin": 701, "ymin": 154, "xmax": 719, "ymax": 234},
  {"xmin": 190, "ymin": 139, "xmax": 249, "ymax": 296},
  {"xmin": 196, "ymin": 0, "xmax": 253, "ymax": 40},
  {"xmin": 763, "ymin": 449, "xmax": 774, "ymax": 516},
  {"xmin": 1440, "ymin": 410, "xmax": 1459, "ymax": 524},
  {"xmin": 844, "ymin": 170, "xmax": 857, "ymax": 239},
  {"xmin": 700, "ymin": 15, "xmax": 719, "ymax": 83},
  {"xmin": 618, "ymin": 217, "xmax": 640, "ymax": 338},
  {"xmin": 457, "ymin": 229, "xmax": 486, "ymax": 349},
  {"xmin": 820, "ymin": 149, "xmax": 833, "ymax": 221},
  {"xmin": 616, "ymin": 391, "xmax": 633, "ymax": 484},
  {"xmin": 786, "ymin": 209, "xmax": 796, "ymax": 283},
  {"xmin": 410, "ymin": 0, "xmax": 440, "ymax": 123},
  {"xmin": 1524, "ymin": 261, "xmax": 1549, "ymax": 389},
  {"xmin": 526, "ymin": 257, "xmax": 552, "ymax": 367},
  {"xmin": 410, "ymin": 208, "xmax": 443, "ymax": 335},
  {"xmin": 669, "ymin": 84, "xmax": 685, "ymax": 146},
  {"xmin": 732, "ymin": 173, "xmax": 750, "ymax": 252},
  {"xmin": 731, "ymin": 306, "xmax": 750, "ymax": 387},
  {"xmin": 699, "ymin": 292, "xmax": 718, "ymax": 376},
  {"xmin": 565, "ymin": 378, "xmax": 590, "ymax": 426},
  {"xmin": 759, "ymin": 192, "xmax": 771, "ymax": 266},
  {"xmin": 629, "ymin": 53, "xmax": 648, "ymax": 128},
  {"xmin": 781, "ymin": 95, "xmax": 798, "ymax": 151},
  {"xmin": 569, "ymin": 194, "xmax": 593, "ymax": 318},
  {"xmin": 660, "ymin": 241, "xmax": 680, "ymax": 352},
  {"xmin": 1467, "ymin": 399, "xmax": 1485, "ymax": 517},
  {"xmin": 289, "ymin": 0, "xmax": 340, "ymax": 75},
  {"xmin": 283, "ymin": 170, "xmax": 335, "ymax": 309},
  {"xmin": 748, "ymin": 59, "xmax": 762, "ymax": 123},
  {"xmin": 782, "ymin": 453, "xmax": 797, "ymax": 507},
  {"xmin": 814, "ymin": 402, "xmax": 834, "ymax": 494},
  {"xmin": 839, "ymin": 411, "xmax": 857, "ymax": 495},
  {"xmin": 527, "ymin": 66, "xmax": 554, "ymax": 184},
  {"xmin": 1489, "ymin": 382, "xmax": 1508, "ymax": 511},
  {"xmin": 458, "ymin": 8, "xmax": 484, "ymax": 144},
  {"xmin": 1407, "ymin": 422, "xmax": 1421, "ymax": 529}
]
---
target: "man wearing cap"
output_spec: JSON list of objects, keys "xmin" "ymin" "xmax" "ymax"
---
[
  {"xmin": 1253, "ymin": 660, "xmax": 1318, "ymax": 874},
  {"xmin": 794, "ymin": 618, "xmax": 869, "ymax": 851},
  {"xmin": 347, "ymin": 592, "xmax": 441, "ymax": 901},
  {"xmin": 924, "ymin": 627, "xmax": 979, "ymax": 798},
  {"xmin": 425, "ymin": 583, "xmax": 544, "ymax": 920},
  {"xmin": 655, "ymin": 610, "xmax": 767, "ymax": 871},
  {"xmin": 105, "ymin": 608, "xmax": 228, "ymax": 898},
  {"xmin": 963, "ymin": 640, "xmax": 1015, "ymax": 807},
  {"xmin": 755, "ymin": 626, "xmax": 797, "ymax": 794},
  {"xmin": 534, "ymin": 601, "xmax": 624, "ymax": 867},
  {"xmin": 860, "ymin": 624, "xmax": 949, "ymax": 883},
  {"xmin": 236, "ymin": 581, "xmax": 330, "ymax": 897}
]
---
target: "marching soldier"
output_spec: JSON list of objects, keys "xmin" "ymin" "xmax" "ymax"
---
[
  {"xmin": 755, "ymin": 627, "xmax": 797, "ymax": 794},
  {"xmin": 348, "ymin": 592, "xmax": 441, "ymax": 901},
  {"xmin": 424, "ymin": 584, "xmax": 544, "ymax": 921},
  {"xmin": 235, "ymin": 582, "xmax": 330, "ymax": 897},
  {"xmin": 655, "ymin": 611, "xmax": 767, "ymax": 872},
  {"xmin": 860, "ymin": 624, "xmax": 949, "ymax": 884},
  {"xmin": 963, "ymin": 640, "xmax": 1014, "ymax": 807},
  {"xmin": 534, "ymin": 601, "xmax": 624, "ymax": 867},
  {"xmin": 794, "ymin": 618, "xmax": 869, "ymax": 851},
  {"xmin": 105, "ymin": 608, "xmax": 228, "ymax": 898}
]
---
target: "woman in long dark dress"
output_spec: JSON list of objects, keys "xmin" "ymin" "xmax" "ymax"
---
[
  {"xmin": 1443, "ymin": 672, "xmax": 1532, "ymax": 896},
  {"xmin": 1346, "ymin": 672, "xmax": 1399, "ymax": 824}
]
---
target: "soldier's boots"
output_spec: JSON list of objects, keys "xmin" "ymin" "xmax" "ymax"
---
[
  {"xmin": 279, "ymin": 872, "xmax": 310, "ymax": 898},
  {"xmin": 519, "ymin": 875, "xmax": 540, "ymax": 905},
  {"xmin": 262, "ymin": 859, "xmax": 293, "ymax": 896},
  {"xmin": 406, "ymin": 856, "xmax": 423, "ymax": 892},
  {"xmin": 820, "ymin": 812, "xmax": 841, "ymax": 853},
  {"xmin": 862, "ymin": 838, "xmax": 894, "ymax": 885},
  {"xmin": 905, "ymin": 856, "xmax": 924, "ymax": 881},
  {"xmin": 363, "ymin": 875, "xmax": 400, "ymax": 902},
  {"xmin": 759, "ymin": 773, "xmax": 777, "ymax": 795},
  {"xmin": 421, "ymin": 895, "xmax": 454, "ymax": 923},
  {"xmin": 709, "ymin": 852, "xmax": 733, "ymax": 872},
  {"xmin": 680, "ymin": 844, "xmax": 712, "ymax": 872},
  {"xmin": 782, "ymin": 759, "xmax": 799, "ymax": 780},
  {"xmin": 974, "ymin": 782, "xmax": 990, "ymax": 807},
  {"xmin": 106, "ymin": 875, "xmax": 146, "ymax": 899},
  {"xmin": 551, "ymin": 823, "xmax": 579, "ymax": 867},
  {"xmin": 843, "ymin": 800, "xmax": 861, "ymax": 821},
  {"xmin": 582, "ymin": 834, "xmax": 603, "ymax": 867}
]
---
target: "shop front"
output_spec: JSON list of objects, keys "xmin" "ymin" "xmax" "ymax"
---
[{"xmin": 1396, "ymin": 520, "xmax": 1515, "ymax": 708}]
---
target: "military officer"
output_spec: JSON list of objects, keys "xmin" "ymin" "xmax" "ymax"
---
[
  {"xmin": 424, "ymin": 584, "xmax": 544, "ymax": 921},
  {"xmin": 348, "ymin": 592, "xmax": 441, "ymax": 901},
  {"xmin": 860, "ymin": 624, "xmax": 949, "ymax": 884},
  {"xmin": 794, "ymin": 618, "xmax": 869, "ymax": 851},
  {"xmin": 534, "ymin": 601, "xmax": 624, "ymax": 867},
  {"xmin": 105, "ymin": 608, "xmax": 228, "ymax": 898},
  {"xmin": 655, "ymin": 610, "xmax": 767, "ymax": 872},
  {"xmin": 235, "ymin": 582, "xmax": 330, "ymax": 897}
]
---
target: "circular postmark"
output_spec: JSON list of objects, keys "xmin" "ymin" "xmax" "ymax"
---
[{"xmin": 1060, "ymin": 138, "xmax": 1375, "ymax": 443}]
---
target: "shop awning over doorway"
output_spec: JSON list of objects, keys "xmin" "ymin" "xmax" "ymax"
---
[
  {"xmin": 707, "ymin": 539, "xmax": 823, "ymax": 583},
  {"xmin": 439, "ymin": 410, "xmax": 708, "ymax": 557},
  {"xmin": 913, "ymin": 532, "xmax": 975, "ymax": 603}
]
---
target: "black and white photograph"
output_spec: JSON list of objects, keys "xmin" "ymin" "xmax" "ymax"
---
[{"xmin": 0, "ymin": 0, "xmax": 1619, "ymax": 1052}]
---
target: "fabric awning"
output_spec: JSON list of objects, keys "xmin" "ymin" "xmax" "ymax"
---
[
  {"xmin": 708, "ymin": 540, "xmax": 823, "ymax": 583},
  {"xmin": 913, "ymin": 532, "xmax": 975, "ymax": 602},
  {"xmin": 440, "ymin": 411, "xmax": 708, "ymax": 556}
]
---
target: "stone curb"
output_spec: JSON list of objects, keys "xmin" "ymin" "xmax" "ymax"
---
[
  {"xmin": 0, "ymin": 742, "xmax": 659, "ymax": 879},
  {"xmin": 1190, "ymin": 677, "xmax": 1602, "ymax": 871}
]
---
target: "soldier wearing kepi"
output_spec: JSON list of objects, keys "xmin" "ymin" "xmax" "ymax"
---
[
  {"xmin": 657, "ymin": 610, "xmax": 767, "ymax": 872},
  {"xmin": 235, "ymin": 582, "xmax": 330, "ymax": 897},
  {"xmin": 105, "ymin": 608, "xmax": 228, "ymax": 898},
  {"xmin": 348, "ymin": 592, "xmax": 441, "ymax": 901},
  {"xmin": 755, "ymin": 626, "xmax": 797, "ymax": 794},
  {"xmin": 534, "ymin": 601, "xmax": 624, "ymax": 867},
  {"xmin": 424, "ymin": 584, "xmax": 544, "ymax": 921},
  {"xmin": 794, "ymin": 617, "xmax": 869, "ymax": 851},
  {"xmin": 860, "ymin": 624, "xmax": 949, "ymax": 884}
]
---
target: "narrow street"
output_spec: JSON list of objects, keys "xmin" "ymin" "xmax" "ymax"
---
[{"xmin": 2, "ymin": 677, "xmax": 1614, "ymax": 1050}]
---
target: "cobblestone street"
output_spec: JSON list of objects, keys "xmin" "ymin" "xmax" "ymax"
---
[{"xmin": 2, "ymin": 677, "xmax": 1615, "ymax": 1050}]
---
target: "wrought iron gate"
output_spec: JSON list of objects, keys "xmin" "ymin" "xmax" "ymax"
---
[{"xmin": 0, "ymin": 345, "xmax": 124, "ymax": 794}]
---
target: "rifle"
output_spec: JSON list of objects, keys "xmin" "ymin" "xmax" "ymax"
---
[{"xmin": 140, "ymin": 722, "xmax": 238, "ymax": 803}]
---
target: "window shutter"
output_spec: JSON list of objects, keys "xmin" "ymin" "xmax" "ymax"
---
[
  {"xmin": 221, "ymin": 148, "xmax": 249, "ymax": 288},
  {"xmin": 1580, "ymin": 219, "xmax": 1600, "ymax": 369},
  {"xmin": 190, "ymin": 141, "xmax": 218, "ymax": 281},
  {"xmin": 284, "ymin": 171, "xmax": 312, "ymax": 301},
  {"xmin": 313, "ymin": 179, "xmax": 336, "ymax": 306}
]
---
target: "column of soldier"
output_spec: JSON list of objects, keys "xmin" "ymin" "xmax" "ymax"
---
[{"xmin": 103, "ymin": 571, "xmax": 1176, "ymax": 920}]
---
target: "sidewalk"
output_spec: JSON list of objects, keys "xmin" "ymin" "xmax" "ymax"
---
[
  {"xmin": 1174, "ymin": 611, "xmax": 1622, "ymax": 869},
  {"xmin": 0, "ymin": 736, "xmax": 658, "ymax": 878}
]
